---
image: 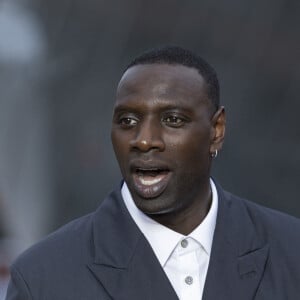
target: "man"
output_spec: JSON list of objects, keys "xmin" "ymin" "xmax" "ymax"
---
[{"xmin": 6, "ymin": 46, "xmax": 300, "ymax": 300}]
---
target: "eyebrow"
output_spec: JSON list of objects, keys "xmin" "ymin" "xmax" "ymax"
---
[
  {"xmin": 113, "ymin": 105, "xmax": 140, "ymax": 115},
  {"xmin": 113, "ymin": 101, "xmax": 195, "ymax": 115}
]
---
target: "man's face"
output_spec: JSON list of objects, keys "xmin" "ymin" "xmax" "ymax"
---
[{"xmin": 111, "ymin": 64, "xmax": 225, "ymax": 217}]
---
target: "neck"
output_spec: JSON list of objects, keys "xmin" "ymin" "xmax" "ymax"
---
[{"xmin": 149, "ymin": 182, "xmax": 212, "ymax": 235}]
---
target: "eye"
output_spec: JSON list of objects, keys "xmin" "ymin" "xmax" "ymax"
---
[
  {"xmin": 162, "ymin": 115, "xmax": 186, "ymax": 127},
  {"xmin": 119, "ymin": 117, "xmax": 138, "ymax": 127}
]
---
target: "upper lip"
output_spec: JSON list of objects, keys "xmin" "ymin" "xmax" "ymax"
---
[{"xmin": 130, "ymin": 160, "xmax": 171, "ymax": 172}]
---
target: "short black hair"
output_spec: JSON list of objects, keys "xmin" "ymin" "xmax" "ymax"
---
[{"xmin": 125, "ymin": 46, "xmax": 220, "ymax": 110}]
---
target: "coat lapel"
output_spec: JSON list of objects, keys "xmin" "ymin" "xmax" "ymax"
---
[
  {"xmin": 203, "ymin": 184, "xmax": 269, "ymax": 300},
  {"xmin": 87, "ymin": 185, "xmax": 178, "ymax": 300}
]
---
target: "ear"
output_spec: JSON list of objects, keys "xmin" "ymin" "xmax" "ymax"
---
[{"xmin": 210, "ymin": 106, "xmax": 226, "ymax": 154}]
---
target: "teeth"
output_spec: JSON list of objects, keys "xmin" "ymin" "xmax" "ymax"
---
[{"xmin": 140, "ymin": 176, "xmax": 163, "ymax": 186}]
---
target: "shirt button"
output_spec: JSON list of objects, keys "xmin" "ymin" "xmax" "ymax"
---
[
  {"xmin": 185, "ymin": 276, "xmax": 193, "ymax": 285},
  {"xmin": 181, "ymin": 239, "xmax": 188, "ymax": 248}
]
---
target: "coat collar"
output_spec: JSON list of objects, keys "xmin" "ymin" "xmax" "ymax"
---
[{"xmin": 87, "ymin": 181, "xmax": 269, "ymax": 300}]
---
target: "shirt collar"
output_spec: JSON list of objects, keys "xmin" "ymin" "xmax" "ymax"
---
[{"xmin": 121, "ymin": 178, "xmax": 218, "ymax": 267}]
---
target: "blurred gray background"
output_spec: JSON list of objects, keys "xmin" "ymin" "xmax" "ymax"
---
[{"xmin": 0, "ymin": 1, "xmax": 299, "ymax": 292}]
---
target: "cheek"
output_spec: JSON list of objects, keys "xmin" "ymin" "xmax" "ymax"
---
[
  {"xmin": 111, "ymin": 131, "xmax": 128, "ymax": 160},
  {"xmin": 166, "ymin": 130, "xmax": 211, "ymax": 161}
]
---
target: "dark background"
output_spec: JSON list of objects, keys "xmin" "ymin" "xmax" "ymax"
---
[{"xmin": 0, "ymin": 0, "xmax": 299, "ymax": 256}]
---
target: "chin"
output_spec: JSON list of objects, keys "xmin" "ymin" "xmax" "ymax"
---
[{"xmin": 134, "ymin": 195, "xmax": 178, "ymax": 216}]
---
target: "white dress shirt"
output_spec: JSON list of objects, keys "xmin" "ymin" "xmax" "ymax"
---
[{"xmin": 122, "ymin": 179, "xmax": 218, "ymax": 300}]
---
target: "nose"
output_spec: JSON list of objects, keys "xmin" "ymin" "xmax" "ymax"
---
[{"xmin": 129, "ymin": 118, "xmax": 165, "ymax": 152}]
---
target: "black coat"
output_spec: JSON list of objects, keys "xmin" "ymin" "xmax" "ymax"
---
[{"xmin": 6, "ymin": 181, "xmax": 300, "ymax": 299}]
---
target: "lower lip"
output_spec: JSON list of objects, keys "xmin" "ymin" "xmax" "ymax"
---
[{"xmin": 132, "ymin": 171, "xmax": 172, "ymax": 199}]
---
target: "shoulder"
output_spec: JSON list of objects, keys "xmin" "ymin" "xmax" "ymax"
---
[
  {"xmin": 7, "ymin": 212, "xmax": 99, "ymax": 299},
  {"xmin": 232, "ymin": 191, "xmax": 300, "ymax": 228},
  {"xmin": 12, "ymin": 212, "xmax": 95, "ymax": 275},
  {"xmin": 11, "ymin": 185, "xmax": 124, "ymax": 274},
  {"xmin": 224, "ymin": 190, "xmax": 300, "ymax": 249},
  {"xmin": 6, "ymin": 187, "xmax": 125, "ymax": 299}
]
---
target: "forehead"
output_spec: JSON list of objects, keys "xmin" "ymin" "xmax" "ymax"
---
[{"xmin": 115, "ymin": 64, "xmax": 209, "ymax": 108}]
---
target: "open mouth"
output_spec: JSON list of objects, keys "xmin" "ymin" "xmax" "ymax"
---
[
  {"xmin": 131, "ymin": 167, "xmax": 171, "ymax": 199},
  {"xmin": 136, "ymin": 168, "xmax": 169, "ymax": 185}
]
